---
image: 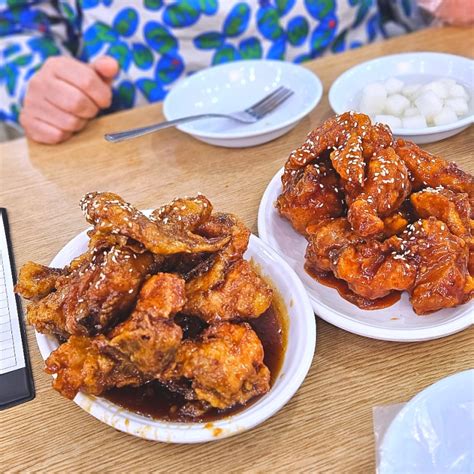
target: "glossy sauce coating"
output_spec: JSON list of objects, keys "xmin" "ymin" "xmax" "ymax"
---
[
  {"xmin": 306, "ymin": 267, "xmax": 401, "ymax": 310},
  {"xmin": 104, "ymin": 303, "xmax": 287, "ymax": 422}
]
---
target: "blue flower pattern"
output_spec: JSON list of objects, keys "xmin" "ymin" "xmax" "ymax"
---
[{"xmin": 0, "ymin": 0, "xmax": 420, "ymax": 125}]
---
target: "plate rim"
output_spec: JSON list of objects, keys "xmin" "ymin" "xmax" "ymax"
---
[
  {"xmin": 163, "ymin": 59, "xmax": 323, "ymax": 140},
  {"xmin": 379, "ymin": 369, "xmax": 474, "ymax": 471},
  {"xmin": 257, "ymin": 166, "xmax": 474, "ymax": 342},
  {"xmin": 35, "ymin": 222, "xmax": 316, "ymax": 443},
  {"xmin": 328, "ymin": 51, "xmax": 474, "ymax": 136}
]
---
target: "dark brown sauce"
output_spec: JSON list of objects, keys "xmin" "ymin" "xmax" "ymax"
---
[
  {"xmin": 306, "ymin": 267, "xmax": 400, "ymax": 310},
  {"xmin": 103, "ymin": 303, "xmax": 287, "ymax": 423}
]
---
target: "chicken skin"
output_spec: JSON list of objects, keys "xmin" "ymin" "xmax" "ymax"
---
[
  {"xmin": 277, "ymin": 159, "xmax": 345, "ymax": 234},
  {"xmin": 165, "ymin": 322, "xmax": 270, "ymax": 409},
  {"xmin": 151, "ymin": 194, "xmax": 213, "ymax": 232},
  {"xmin": 331, "ymin": 239, "xmax": 417, "ymax": 300},
  {"xmin": 393, "ymin": 218, "xmax": 473, "ymax": 314},
  {"xmin": 22, "ymin": 246, "xmax": 156, "ymax": 338},
  {"xmin": 348, "ymin": 147, "xmax": 411, "ymax": 237},
  {"xmin": 183, "ymin": 212, "xmax": 273, "ymax": 322},
  {"xmin": 15, "ymin": 262, "xmax": 63, "ymax": 301},
  {"xmin": 411, "ymin": 187, "xmax": 474, "ymax": 275},
  {"xmin": 284, "ymin": 112, "xmax": 392, "ymax": 175},
  {"xmin": 184, "ymin": 259, "xmax": 273, "ymax": 323},
  {"xmin": 80, "ymin": 192, "xmax": 229, "ymax": 255},
  {"xmin": 305, "ymin": 218, "xmax": 363, "ymax": 273},
  {"xmin": 45, "ymin": 274, "xmax": 185, "ymax": 399},
  {"xmin": 411, "ymin": 188, "xmax": 472, "ymax": 240},
  {"xmin": 278, "ymin": 112, "xmax": 393, "ymax": 234},
  {"xmin": 394, "ymin": 139, "xmax": 474, "ymax": 196}
]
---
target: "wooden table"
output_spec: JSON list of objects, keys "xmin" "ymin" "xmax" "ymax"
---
[{"xmin": 1, "ymin": 26, "xmax": 473, "ymax": 473}]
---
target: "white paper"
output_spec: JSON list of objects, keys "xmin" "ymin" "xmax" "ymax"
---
[{"xmin": 0, "ymin": 215, "xmax": 25, "ymax": 375}]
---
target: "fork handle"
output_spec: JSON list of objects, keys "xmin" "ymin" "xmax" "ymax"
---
[{"xmin": 104, "ymin": 113, "xmax": 228, "ymax": 143}]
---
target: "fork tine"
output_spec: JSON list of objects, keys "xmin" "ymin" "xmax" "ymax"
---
[
  {"xmin": 256, "ymin": 88, "xmax": 291, "ymax": 113},
  {"xmin": 245, "ymin": 86, "xmax": 286, "ymax": 114},
  {"xmin": 253, "ymin": 88, "xmax": 294, "ymax": 118},
  {"xmin": 252, "ymin": 87, "xmax": 292, "ymax": 116}
]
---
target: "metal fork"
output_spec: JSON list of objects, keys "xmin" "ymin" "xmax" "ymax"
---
[{"xmin": 104, "ymin": 86, "xmax": 294, "ymax": 143}]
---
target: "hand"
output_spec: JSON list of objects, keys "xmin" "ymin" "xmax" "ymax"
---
[
  {"xmin": 20, "ymin": 56, "xmax": 119, "ymax": 144},
  {"xmin": 417, "ymin": 0, "xmax": 474, "ymax": 25}
]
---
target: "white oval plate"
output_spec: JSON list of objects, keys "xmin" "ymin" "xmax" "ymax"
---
[
  {"xmin": 379, "ymin": 369, "xmax": 474, "ymax": 473},
  {"xmin": 258, "ymin": 168, "xmax": 474, "ymax": 342},
  {"xmin": 163, "ymin": 59, "xmax": 322, "ymax": 148},
  {"xmin": 329, "ymin": 52, "xmax": 474, "ymax": 144},
  {"xmin": 35, "ymin": 214, "xmax": 316, "ymax": 443}
]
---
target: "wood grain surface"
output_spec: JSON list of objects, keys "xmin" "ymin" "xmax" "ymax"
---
[{"xmin": 1, "ymin": 26, "xmax": 473, "ymax": 473}]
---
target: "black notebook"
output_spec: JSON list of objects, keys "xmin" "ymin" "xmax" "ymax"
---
[{"xmin": 0, "ymin": 209, "xmax": 34, "ymax": 409}]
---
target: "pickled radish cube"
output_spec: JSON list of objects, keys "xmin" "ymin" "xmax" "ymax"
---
[
  {"xmin": 359, "ymin": 82, "xmax": 387, "ymax": 114},
  {"xmin": 374, "ymin": 115, "xmax": 402, "ymax": 129},
  {"xmin": 384, "ymin": 77, "xmax": 404, "ymax": 94},
  {"xmin": 402, "ymin": 84, "xmax": 422, "ymax": 99},
  {"xmin": 384, "ymin": 94, "xmax": 410, "ymax": 116},
  {"xmin": 421, "ymin": 81, "xmax": 448, "ymax": 99},
  {"xmin": 402, "ymin": 115, "xmax": 427, "ymax": 129},
  {"xmin": 445, "ymin": 98, "xmax": 469, "ymax": 116},
  {"xmin": 414, "ymin": 91, "xmax": 443, "ymax": 119},
  {"xmin": 404, "ymin": 107, "xmax": 419, "ymax": 117},
  {"xmin": 440, "ymin": 78, "xmax": 456, "ymax": 88},
  {"xmin": 448, "ymin": 84, "xmax": 468, "ymax": 99},
  {"xmin": 432, "ymin": 107, "xmax": 458, "ymax": 126}
]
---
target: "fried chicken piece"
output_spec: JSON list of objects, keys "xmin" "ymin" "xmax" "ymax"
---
[
  {"xmin": 184, "ymin": 259, "xmax": 273, "ymax": 323},
  {"xmin": 394, "ymin": 218, "xmax": 472, "ymax": 314},
  {"xmin": 157, "ymin": 199, "xmax": 246, "ymax": 276},
  {"xmin": 24, "ymin": 246, "xmax": 156, "ymax": 338},
  {"xmin": 411, "ymin": 188, "xmax": 472, "ymax": 240},
  {"xmin": 80, "ymin": 192, "xmax": 230, "ymax": 255},
  {"xmin": 151, "ymin": 194, "xmax": 213, "ymax": 231},
  {"xmin": 183, "ymin": 213, "xmax": 273, "ymax": 322},
  {"xmin": 197, "ymin": 211, "xmax": 251, "ymax": 261},
  {"xmin": 411, "ymin": 187, "xmax": 474, "ymax": 275},
  {"xmin": 383, "ymin": 213, "xmax": 409, "ymax": 237},
  {"xmin": 25, "ymin": 286, "xmax": 70, "ymax": 340},
  {"xmin": 45, "ymin": 274, "xmax": 185, "ymax": 399},
  {"xmin": 331, "ymin": 239, "xmax": 417, "ymax": 300},
  {"xmin": 45, "ymin": 336, "xmax": 144, "ymax": 399},
  {"xmin": 282, "ymin": 113, "xmax": 392, "ymax": 195},
  {"xmin": 166, "ymin": 322, "xmax": 270, "ymax": 409},
  {"xmin": 348, "ymin": 147, "xmax": 411, "ymax": 237},
  {"xmin": 394, "ymin": 139, "xmax": 474, "ymax": 196},
  {"xmin": 284, "ymin": 112, "xmax": 392, "ymax": 173},
  {"xmin": 305, "ymin": 218, "xmax": 363, "ymax": 273},
  {"xmin": 15, "ymin": 262, "xmax": 63, "ymax": 300},
  {"xmin": 330, "ymin": 134, "xmax": 366, "ymax": 195},
  {"xmin": 277, "ymin": 113, "xmax": 394, "ymax": 235},
  {"xmin": 276, "ymin": 158, "xmax": 345, "ymax": 235}
]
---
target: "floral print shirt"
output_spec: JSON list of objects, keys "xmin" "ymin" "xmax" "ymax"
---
[{"xmin": 0, "ymin": 0, "xmax": 427, "ymax": 126}]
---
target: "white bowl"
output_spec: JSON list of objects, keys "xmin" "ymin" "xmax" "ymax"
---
[
  {"xmin": 329, "ymin": 52, "xmax": 474, "ymax": 144},
  {"xmin": 163, "ymin": 60, "xmax": 322, "ymax": 147},
  {"xmin": 35, "ymin": 219, "xmax": 316, "ymax": 443},
  {"xmin": 258, "ymin": 168, "xmax": 474, "ymax": 342},
  {"xmin": 379, "ymin": 369, "xmax": 474, "ymax": 473}
]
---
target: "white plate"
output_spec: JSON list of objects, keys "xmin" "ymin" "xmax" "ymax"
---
[
  {"xmin": 163, "ymin": 60, "xmax": 322, "ymax": 147},
  {"xmin": 35, "ymin": 215, "xmax": 316, "ymax": 443},
  {"xmin": 379, "ymin": 369, "xmax": 474, "ymax": 473},
  {"xmin": 258, "ymin": 168, "xmax": 474, "ymax": 342},
  {"xmin": 329, "ymin": 52, "xmax": 474, "ymax": 144}
]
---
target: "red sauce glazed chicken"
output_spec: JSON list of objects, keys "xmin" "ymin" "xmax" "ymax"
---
[{"xmin": 277, "ymin": 112, "xmax": 474, "ymax": 314}]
